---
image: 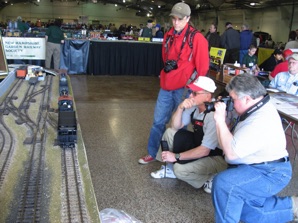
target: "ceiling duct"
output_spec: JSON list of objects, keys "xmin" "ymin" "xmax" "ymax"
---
[{"xmin": 207, "ymin": 0, "xmax": 224, "ymax": 8}]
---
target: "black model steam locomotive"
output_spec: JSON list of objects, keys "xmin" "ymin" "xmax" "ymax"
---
[{"xmin": 57, "ymin": 73, "xmax": 77, "ymax": 148}]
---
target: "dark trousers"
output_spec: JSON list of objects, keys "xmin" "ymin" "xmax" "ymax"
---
[{"xmin": 224, "ymin": 48, "xmax": 239, "ymax": 64}]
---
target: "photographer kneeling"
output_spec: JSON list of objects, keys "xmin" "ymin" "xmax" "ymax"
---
[
  {"xmin": 212, "ymin": 73, "xmax": 295, "ymax": 222},
  {"xmin": 150, "ymin": 76, "xmax": 228, "ymax": 193}
]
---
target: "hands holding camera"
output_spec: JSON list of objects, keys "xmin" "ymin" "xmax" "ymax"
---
[{"xmin": 213, "ymin": 101, "xmax": 227, "ymax": 124}]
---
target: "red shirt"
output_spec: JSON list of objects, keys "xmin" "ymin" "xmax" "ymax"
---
[
  {"xmin": 160, "ymin": 24, "xmax": 209, "ymax": 90},
  {"xmin": 270, "ymin": 61, "xmax": 288, "ymax": 78}
]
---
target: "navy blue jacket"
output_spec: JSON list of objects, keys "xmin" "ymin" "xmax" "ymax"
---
[{"xmin": 240, "ymin": 30, "xmax": 253, "ymax": 50}]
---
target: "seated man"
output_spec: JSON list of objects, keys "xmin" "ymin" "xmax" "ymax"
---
[
  {"xmin": 150, "ymin": 76, "xmax": 228, "ymax": 193},
  {"xmin": 212, "ymin": 73, "xmax": 294, "ymax": 223},
  {"xmin": 269, "ymin": 53, "xmax": 298, "ymax": 96}
]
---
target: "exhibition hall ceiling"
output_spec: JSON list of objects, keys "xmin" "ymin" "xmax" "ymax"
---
[{"xmin": 0, "ymin": 0, "xmax": 296, "ymax": 16}]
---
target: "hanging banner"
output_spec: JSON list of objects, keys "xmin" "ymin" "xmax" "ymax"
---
[{"xmin": 2, "ymin": 37, "xmax": 46, "ymax": 60}]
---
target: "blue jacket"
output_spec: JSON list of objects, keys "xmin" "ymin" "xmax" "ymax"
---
[{"xmin": 240, "ymin": 30, "xmax": 253, "ymax": 50}]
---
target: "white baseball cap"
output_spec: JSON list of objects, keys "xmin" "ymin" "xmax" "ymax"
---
[{"xmin": 187, "ymin": 76, "xmax": 217, "ymax": 93}]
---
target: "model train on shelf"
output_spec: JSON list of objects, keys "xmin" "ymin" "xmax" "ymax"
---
[{"xmin": 57, "ymin": 73, "xmax": 77, "ymax": 148}]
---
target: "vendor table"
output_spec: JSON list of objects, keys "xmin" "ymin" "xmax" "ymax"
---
[{"xmin": 88, "ymin": 40, "xmax": 163, "ymax": 76}]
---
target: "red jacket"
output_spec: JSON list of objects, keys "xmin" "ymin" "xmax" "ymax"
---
[
  {"xmin": 160, "ymin": 24, "xmax": 209, "ymax": 90},
  {"xmin": 270, "ymin": 61, "xmax": 288, "ymax": 79}
]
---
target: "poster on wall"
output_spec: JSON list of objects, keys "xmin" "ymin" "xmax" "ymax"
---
[{"xmin": 2, "ymin": 37, "xmax": 46, "ymax": 60}]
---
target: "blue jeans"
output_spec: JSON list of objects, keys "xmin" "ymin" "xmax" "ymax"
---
[
  {"xmin": 147, "ymin": 88, "xmax": 185, "ymax": 158},
  {"xmin": 212, "ymin": 162, "xmax": 293, "ymax": 223}
]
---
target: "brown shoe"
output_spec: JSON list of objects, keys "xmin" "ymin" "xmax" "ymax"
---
[{"xmin": 292, "ymin": 196, "xmax": 298, "ymax": 220}]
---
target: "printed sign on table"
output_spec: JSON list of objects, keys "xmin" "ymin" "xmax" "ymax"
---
[{"xmin": 3, "ymin": 37, "xmax": 46, "ymax": 60}]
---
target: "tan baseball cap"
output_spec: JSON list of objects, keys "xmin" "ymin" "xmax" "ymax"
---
[{"xmin": 169, "ymin": 2, "xmax": 191, "ymax": 19}]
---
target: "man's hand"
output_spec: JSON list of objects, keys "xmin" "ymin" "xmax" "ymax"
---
[
  {"xmin": 161, "ymin": 151, "xmax": 177, "ymax": 162},
  {"xmin": 180, "ymin": 98, "xmax": 196, "ymax": 110},
  {"xmin": 214, "ymin": 101, "xmax": 227, "ymax": 124}
]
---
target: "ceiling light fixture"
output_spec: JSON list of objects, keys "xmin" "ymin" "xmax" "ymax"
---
[
  {"xmin": 115, "ymin": 4, "xmax": 117, "ymax": 6},
  {"xmin": 123, "ymin": 0, "xmax": 125, "ymax": 2},
  {"xmin": 250, "ymin": 2, "xmax": 256, "ymax": 6}
]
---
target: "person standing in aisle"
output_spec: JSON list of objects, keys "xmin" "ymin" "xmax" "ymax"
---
[
  {"xmin": 138, "ymin": 2, "xmax": 209, "ymax": 164},
  {"xmin": 220, "ymin": 22, "xmax": 240, "ymax": 64},
  {"xmin": 154, "ymin": 24, "xmax": 164, "ymax": 38},
  {"xmin": 45, "ymin": 19, "xmax": 65, "ymax": 70},
  {"xmin": 239, "ymin": 24, "xmax": 255, "ymax": 64},
  {"xmin": 141, "ymin": 20, "xmax": 153, "ymax": 38},
  {"xmin": 16, "ymin": 16, "xmax": 29, "ymax": 36},
  {"xmin": 205, "ymin": 23, "xmax": 221, "ymax": 50}
]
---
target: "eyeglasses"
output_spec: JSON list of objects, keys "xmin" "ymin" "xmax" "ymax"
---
[{"xmin": 190, "ymin": 91, "xmax": 208, "ymax": 96}]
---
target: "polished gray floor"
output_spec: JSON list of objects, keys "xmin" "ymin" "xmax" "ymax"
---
[{"xmin": 70, "ymin": 75, "xmax": 298, "ymax": 223}]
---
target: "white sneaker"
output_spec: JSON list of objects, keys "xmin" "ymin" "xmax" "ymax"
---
[
  {"xmin": 203, "ymin": 175, "xmax": 214, "ymax": 194},
  {"xmin": 151, "ymin": 165, "xmax": 176, "ymax": 179}
]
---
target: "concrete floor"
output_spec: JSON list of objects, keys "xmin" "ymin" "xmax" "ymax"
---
[{"xmin": 70, "ymin": 75, "xmax": 298, "ymax": 223}]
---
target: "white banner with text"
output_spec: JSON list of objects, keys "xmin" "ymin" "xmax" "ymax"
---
[{"xmin": 3, "ymin": 37, "xmax": 46, "ymax": 60}]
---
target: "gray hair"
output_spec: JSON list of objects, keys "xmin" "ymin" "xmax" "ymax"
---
[
  {"xmin": 242, "ymin": 24, "xmax": 249, "ymax": 30},
  {"xmin": 226, "ymin": 74, "xmax": 267, "ymax": 99}
]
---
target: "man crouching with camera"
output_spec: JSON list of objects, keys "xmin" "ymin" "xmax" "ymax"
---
[
  {"xmin": 150, "ymin": 76, "xmax": 228, "ymax": 193},
  {"xmin": 212, "ymin": 73, "xmax": 296, "ymax": 222}
]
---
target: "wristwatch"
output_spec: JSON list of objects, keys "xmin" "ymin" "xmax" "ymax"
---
[{"xmin": 175, "ymin": 153, "xmax": 180, "ymax": 162}]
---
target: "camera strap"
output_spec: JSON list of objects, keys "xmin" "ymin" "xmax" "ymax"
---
[
  {"xmin": 239, "ymin": 94, "xmax": 270, "ymax": 121},
  {"xmin": 181, "ymin": 69, "xmax": 197, "ymax": 100},
  {"xmin": 165, "ymin": 25, "xmax": 191, "ymax": 62}
]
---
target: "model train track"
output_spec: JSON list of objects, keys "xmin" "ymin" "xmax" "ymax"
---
[
  {"xmin": 0, "ymin": 79, "xmax": 22, "ymax": 189},
  {"xmin": 62, "ymin": 146, "xmax": 89, "ymax": 223},
  {"xmin": 0, "ymin": 74, "xmax": 90, "ymax": 222},
  {"xmin": 16, "ymin": 76, "xmax": 52, "ymax": 222}
]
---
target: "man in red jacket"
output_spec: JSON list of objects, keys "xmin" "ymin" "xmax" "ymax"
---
[{"xmin": 139, "ymin": 2, "xmax": 209, "ymax": 164}]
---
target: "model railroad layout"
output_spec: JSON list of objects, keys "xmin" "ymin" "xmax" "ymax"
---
[{"xmin": 0, "ymin": 73, "xmax": 91, "ymax": 222}]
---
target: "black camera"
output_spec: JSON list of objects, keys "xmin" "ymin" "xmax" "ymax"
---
[
  {"xmin": 204, "ymin": 96, "xmax": 234, "ymax": 113},
  {"xmin": 164, "ymin": 60, "xmax": 178, "ymax": 73}
]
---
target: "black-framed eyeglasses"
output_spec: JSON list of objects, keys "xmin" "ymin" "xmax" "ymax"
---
[{"xmin": 190, "ymin": 91, "xmax": 208, "ymax": 96}]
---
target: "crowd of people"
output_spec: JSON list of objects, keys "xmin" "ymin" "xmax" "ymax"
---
[{"xmin": 138, "ymin": 2, "xmax": 298, "ymax": 222}]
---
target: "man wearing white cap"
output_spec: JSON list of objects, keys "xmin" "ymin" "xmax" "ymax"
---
[
  {"xmin": 269, "ymin": 53, "xmax": 298, "ymax": 95},
  {"xmin": 139, "ymin": 2, "xmax": 209, "ymax": 165},
  {"xmin": 150, "ymin": 76, "xmax": 227, "ymax": 193}
]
